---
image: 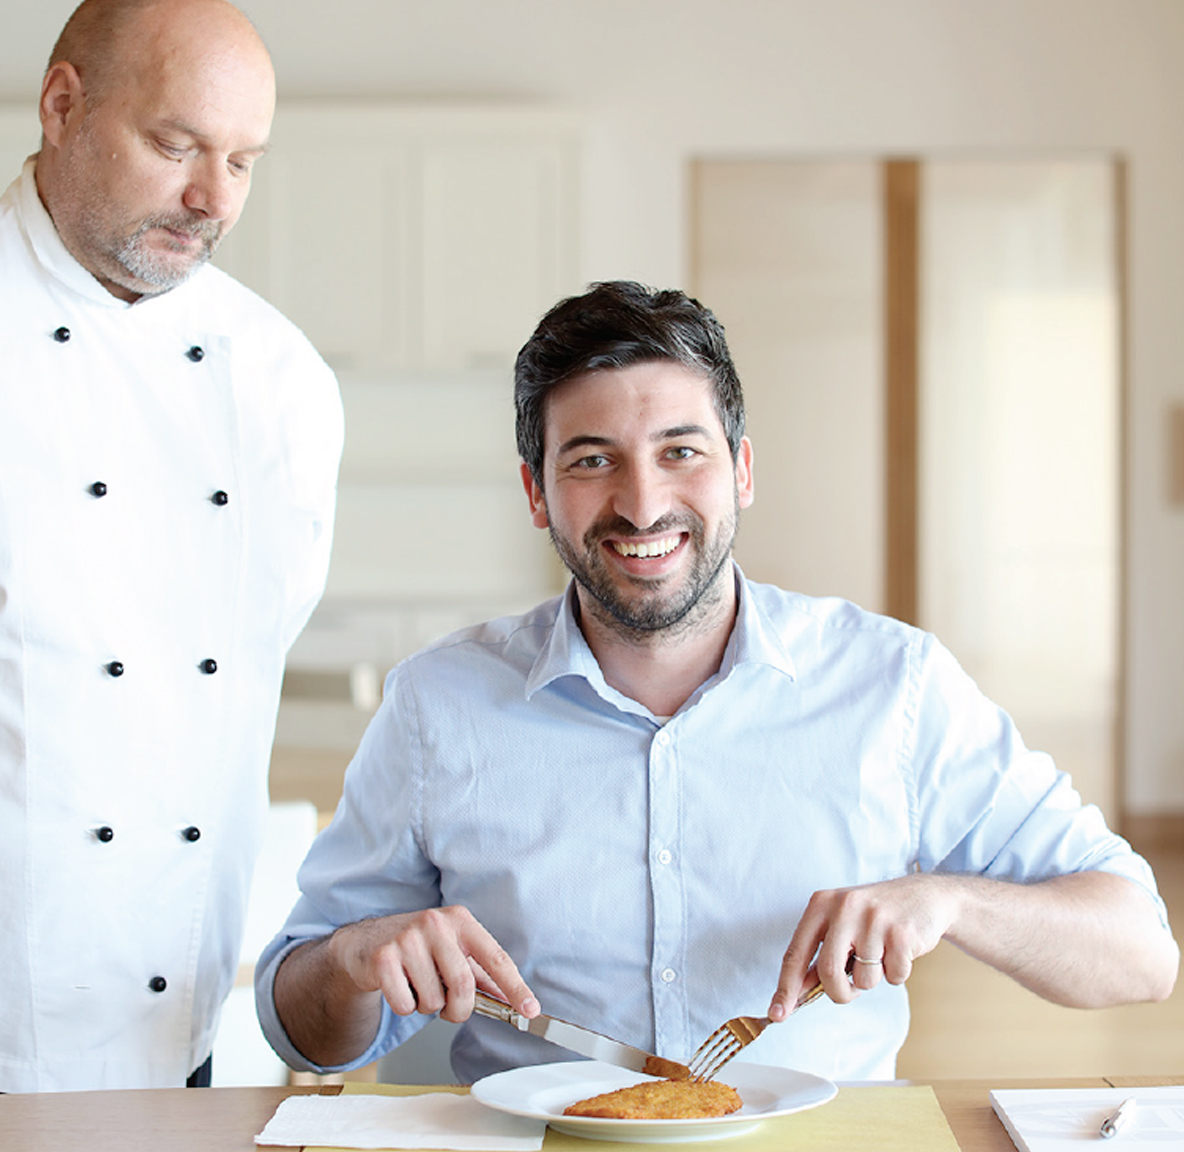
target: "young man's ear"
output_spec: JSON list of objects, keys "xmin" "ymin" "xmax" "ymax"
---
[
  {"xmin": 521, "ymin": 462, "xmax": 550, "ymax": 529},
  {"xmin": 736, "ymin": 436, "xmax": 755, "ymax": 510}
]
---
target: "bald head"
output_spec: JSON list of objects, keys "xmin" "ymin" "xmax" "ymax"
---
[
  {"xmin": 36, "ymin": 0, "xmax": 275, "ymax": 301},
  {"xmin": 48, "ymin": 0, "xmax": 271, "ymax": 106}
]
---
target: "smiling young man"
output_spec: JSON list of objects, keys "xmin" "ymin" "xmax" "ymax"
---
[
  {"xmin": 0, "ymin": 0, "xmax": 342, "ymax": 1091},
  {"xmin": 522, "ymin": 358, "xmax": 753, "ymax": 717},
  {"xmin": 257, "ymin": 282, "xmax": 1176, "ymax": 1087}
]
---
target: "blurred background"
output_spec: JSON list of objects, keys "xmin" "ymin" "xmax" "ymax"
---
[{"xmin": 1, "ymin": 0, "xmax": 1181, "ymax": 1086}]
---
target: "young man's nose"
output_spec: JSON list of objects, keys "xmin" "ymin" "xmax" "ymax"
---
[{"xmin": 612, "ymin": 463, "xmax": 672, "ymax": 531}]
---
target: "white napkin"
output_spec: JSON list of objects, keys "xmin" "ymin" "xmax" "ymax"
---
[{"xmin": 255, "ymin": 1092, "xmax": 547, "ymax": 1150}]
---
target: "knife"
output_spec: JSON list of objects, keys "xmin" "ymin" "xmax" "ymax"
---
[{"xmin": 472, "ymin": 991, "xmax": 691, "ymax": 1080}]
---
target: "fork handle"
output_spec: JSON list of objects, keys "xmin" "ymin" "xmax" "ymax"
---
[
  {"xmin": 794, "ymin": 954, "xmax": 857, "ymax": 1011},
  {"xmin": 794, "ymin": 979, "xmax": 828, "ymax": 1011}
]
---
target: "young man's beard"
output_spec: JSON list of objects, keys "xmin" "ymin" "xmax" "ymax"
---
[{"xmin": 548, "ymin": 492, "xmax": 740, "ymax": 641}]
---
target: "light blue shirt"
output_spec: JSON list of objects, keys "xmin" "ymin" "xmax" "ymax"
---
[{"xmin": 256, "ymin": 567, "xmax": 1166, "ymax": 1083}]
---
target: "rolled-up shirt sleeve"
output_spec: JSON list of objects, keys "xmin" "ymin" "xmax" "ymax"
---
[
  {"xmin": 255, "ymin": 664, "xmax": 442, "ymax": 1072},
  {"xmin": 907, "ymin": 632, "xmax": 1169, "ymax": 928}
]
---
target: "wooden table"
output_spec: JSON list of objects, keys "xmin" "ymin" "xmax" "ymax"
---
[{"xmin": 1, "ymin": 1077, "xmax": 1180, "ymax": 1151}]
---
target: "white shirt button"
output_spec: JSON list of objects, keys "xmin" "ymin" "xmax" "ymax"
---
[
  {"xmin": 661, "ymin": 968, "xmax": 677, "ymax": 984},
  {"xmin": 657, "ymin": 849, "xmax": 672, "ymax": 865},
  {"xmin": 655, "ymin": 731, "xmax": 670, "ymax": 747}
]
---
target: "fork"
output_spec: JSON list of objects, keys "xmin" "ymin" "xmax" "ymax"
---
[{"xmin": 686, "ymin": 977, "xmax": 830, "ymax": 1082}]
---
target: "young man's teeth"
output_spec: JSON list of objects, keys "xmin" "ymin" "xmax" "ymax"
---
[{"xmin": 613, "ymin": 536, "xmax": 679, "ymax": 558}]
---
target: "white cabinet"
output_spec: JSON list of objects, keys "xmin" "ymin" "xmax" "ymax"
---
[{"xmin": 215, "ymin": 104, "xmax": 582, "ymax": 374}]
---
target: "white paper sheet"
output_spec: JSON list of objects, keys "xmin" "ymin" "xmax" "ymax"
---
[
  {"xmin": 990, "ymin": 1086, "xmax": 1184, "ymax": 1150},
  {"xmin": 255, "ymin": 1092, "xmax": 547, "ymax": 1150}
]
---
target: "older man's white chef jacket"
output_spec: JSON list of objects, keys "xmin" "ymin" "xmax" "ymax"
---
[{"xmin": 0, "ymin": 159, "xmax": 343, "ymax": 1092}]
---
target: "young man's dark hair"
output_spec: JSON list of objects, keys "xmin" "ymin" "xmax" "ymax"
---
[{"xmin": 514, "ymin": 280, "xmax": 746, "ymax": 484}]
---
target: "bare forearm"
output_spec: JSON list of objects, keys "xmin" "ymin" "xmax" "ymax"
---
[
  {"xmin": 271, "ymin": 906, "xmax": 540, "ymax": 1071},
  {"xmin": 274, "ymin": 934, "xmax": 385, "ymax": 1068},
  {"xmin": 942, "ymin": 870, "xmax": 1178, "ymax": 1007},
  {"xmin": 772, "ymin": 868, "xmax": 1177, "ymax": 1019}
]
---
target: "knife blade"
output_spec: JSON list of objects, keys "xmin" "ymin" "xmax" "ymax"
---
[{"xmin": 472, "ymin": 991, "xmax": 691, "ymax": 1079}]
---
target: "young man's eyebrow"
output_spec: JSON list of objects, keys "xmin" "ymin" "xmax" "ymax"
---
[
  {"xmin": 556, "ymin": 434, "xmax": 613, "ymax": 457},
  {"xmin": 658, "ymin": 424, "xmax": 713, "ymax": 440},
  {"xmin": 556, "ymin": 426, "xmax": 714, "ymax": 456}
]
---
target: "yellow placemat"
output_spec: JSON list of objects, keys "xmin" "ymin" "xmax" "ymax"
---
[
  {"xmin": 543, "ymin": 1087, "xmax": 957, "ymax": 1152},
  {"xmin": 310, "ymin": 1082, "xmax": 960, "ymax": 1152}
]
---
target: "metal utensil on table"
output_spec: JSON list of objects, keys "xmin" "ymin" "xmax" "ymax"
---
[
  {"xmin": 687, "ymin": 975, "xmax": 832, "ymax": 1083},
  {"xmin": 473, "ymin": 990, "xmax": 692, "ymax": 1080}
]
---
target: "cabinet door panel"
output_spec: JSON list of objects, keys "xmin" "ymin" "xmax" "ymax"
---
[
  {"xmin": 421, "ymin": 140, "xmax": 574, "ymax": 370},
  {"xmin": 264, "ymin": 148, "xmax": 413, "ymax": 372}
]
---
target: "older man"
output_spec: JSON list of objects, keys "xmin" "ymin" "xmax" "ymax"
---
[
  {"xmin": 0, "ymin": 0, "xmax": 342, "ymax": 1090},
  {"xmin": 257, "ymin": 282, "xmax": 1176, "ymax": 1086}
]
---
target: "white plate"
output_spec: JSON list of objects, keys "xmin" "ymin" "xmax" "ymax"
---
[{"xmin": 470, "ymin": 1060, "xmax": 837, "ymax": 1143}]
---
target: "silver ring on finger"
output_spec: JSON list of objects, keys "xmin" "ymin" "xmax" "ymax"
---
[{"xmin": 853, "ymin": 954, "xmax": 882, "ymax": 965}]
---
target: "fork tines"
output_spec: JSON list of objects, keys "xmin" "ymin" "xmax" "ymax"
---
[{"xmin": 687, "ymin": 1016, "xmax": 769, "ymax": 1082}]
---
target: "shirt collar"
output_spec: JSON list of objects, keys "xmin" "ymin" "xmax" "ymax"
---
[
  {"xmin": 525, "ymin": 562, "xmax": 797, "ymax": 708},
  {"xmin": 722, "ymin": 565, "xmax": 797, "ymax": 682},
  {"xmin": 525, "ymin": 583, "xmax": 606, "ymax": 701}
]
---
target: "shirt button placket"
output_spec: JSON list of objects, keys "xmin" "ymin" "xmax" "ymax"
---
[{"xmin": 648, "ymin": 724, "xmax": 688, "ymax": 1058}]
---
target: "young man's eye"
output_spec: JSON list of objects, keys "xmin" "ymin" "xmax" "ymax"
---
[{"xmin": 667, "ymin": 446, "xmax": 698, "ymax": 461}]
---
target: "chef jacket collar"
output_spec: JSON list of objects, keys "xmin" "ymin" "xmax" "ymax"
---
[{"xmin": 525, "ymin": 562, "xmax": 797, "ymax": 710}]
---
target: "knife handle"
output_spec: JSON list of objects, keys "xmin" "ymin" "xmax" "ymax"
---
[{"xmin": 472, "ymin": 990, "xmax": 529, "ymax": 1031}]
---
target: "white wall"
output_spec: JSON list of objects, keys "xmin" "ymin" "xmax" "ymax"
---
[{"xmin": 4, "ymin": 0, "xmax": 1182, "ymax": 814}]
